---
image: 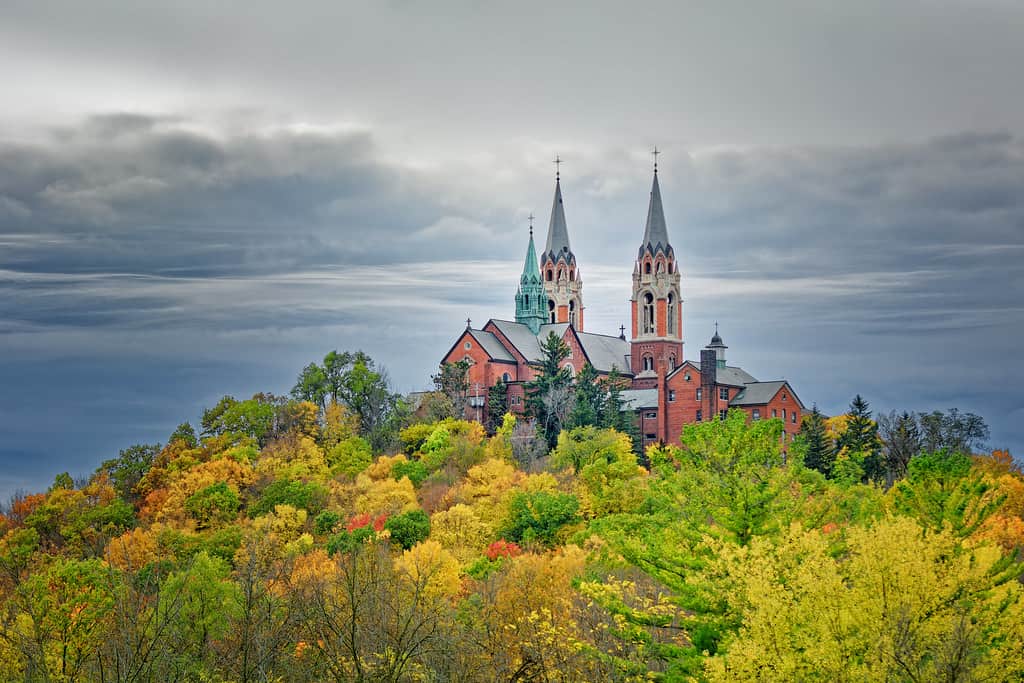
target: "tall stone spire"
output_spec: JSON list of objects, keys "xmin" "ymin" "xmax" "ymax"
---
[
  {"xmin": 544, "ymin": 178, "xmax": 573, "ymax": 264},
  {"xmin": 539, "ymin": 167, "xmax": 584, "ymax": 329},
  {"xmin": 515, "ymin": 221, "xmax": 546, "ymax": 335},
  {"xmin": 639, "ymin": 171, "xmax": 672, "ymax": 259}
]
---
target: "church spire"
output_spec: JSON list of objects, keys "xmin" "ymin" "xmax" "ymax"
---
[
  {"xmin": 515, "ymin": 216, "xmax": 546, "ymax": 335},
  {"xmin": 639, "ymin": 170, "xmax": 672, "ymax": 259},
  {"xmin": 544, "ymin": 176, "xmax": 573, "ymax": 263},
  {"xmin": 539, "ymin": 162, "xmax": 584, "ymax": 329}
]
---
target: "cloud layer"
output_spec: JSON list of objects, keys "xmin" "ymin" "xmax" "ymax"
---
[{"xmin": 1, "ymin": 115, "xmax": 1022, "ymax": 499}]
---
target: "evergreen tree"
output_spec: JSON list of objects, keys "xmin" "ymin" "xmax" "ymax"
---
[
  {"xmin": 799, "ymin": 405, "xmax": 833, "ymax": 477},
  {"xmin": 485, "ymin": 379, "xmax": 509, "ymax": 434},
  {"xmin": 840, "ymin": 394, "xmax": 883, "ymax": 482},
  {"xmin": 525, "ymin": 332, "xmax": 573, "ymax": 446},
  {"xmin": 432, "ymin": 359, "xmax": 471, "ymax": 419},
  {"xmin": 566, "ymin": 362, "xmax": 603, "ymax": 429},
  {"xmin": 600, "ymin": 368, "xmax": 642, "ymax": 456}
]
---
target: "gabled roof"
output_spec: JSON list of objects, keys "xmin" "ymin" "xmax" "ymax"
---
[
  {"xmin": 716, "ymin": 365, "xmax": 758, "ymax": 386},
  {"xmin": 542, "ymin": 178, "xmax": 574, "ymax": 265},
  {"xmin": 467, "ymin": 329, "xmax": 516, "ymax": 362},
  {"xmin": 486, "ymin": 319, "xmax": 631, "ymax": 374},
  {"xmin": 572, "ymin": 330, "xmax": 632, "ymax": 374},
  {"xmin": 639, "ymin": 171, "xmax": 673, "ymax": 259},
  {"xmin": 620, "ymin": 388, "xmax": 658, "ymax": 410},
  {"xmin": 731, "ymin": 381, "xmax": 806, "ymax": 409}
]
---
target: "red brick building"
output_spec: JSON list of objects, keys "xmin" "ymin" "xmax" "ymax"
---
[{"xmin": 440, "ymin": 165, "xmax": 805, "ymax": 448}]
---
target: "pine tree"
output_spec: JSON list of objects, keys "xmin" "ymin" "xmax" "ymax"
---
[
  {"xmin": 799, "ymin": 405, "xmax": 833, "ymax": 477},
  {"xmin": 841, "ymin": 394, "xmax": 883, "ymax": 482},
  {"xmin": 485, "ymin": 379, "xmax": 508, "ymax": 434},
  {"xmin": 525, "ymin": 332, "xmax": 574, "ymax": 446},
  {"xmin": 566, "ymin": 362, "xmax": 603, "ymax": 429},
  {"xmin": 600, "ymin": 368, "xmax": 642, "ymax": 456}
]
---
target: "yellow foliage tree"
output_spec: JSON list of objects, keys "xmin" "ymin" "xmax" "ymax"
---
[
  {"xmin": 255, "ymin": 434, "xmax": 328, "ymax": 481},
  {"xmin": 429, "ymin": 503, "xmax": 492, "ymax": 563},
  {"xmin": 353, "ymin": 474, "xmax": 418, "ymax": 517},
  {"xmin": 394, "ymin": 539, "xmax": 462, "ymax": 599},
  {"xmin": 705, "ymin": 517, "xmax": 1024, "ymax": 682}
]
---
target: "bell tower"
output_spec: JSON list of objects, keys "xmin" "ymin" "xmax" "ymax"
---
[
  {"xmin": 540, "ymin": 158, "xmax": 584, "ymax": 329},
  {"xmin": 515, "ymin": 217, "xmax": 547, "ymax": 335},
  {"xmin": 630, "ymin": 155, "xmax": 683, "ymax": 381}
]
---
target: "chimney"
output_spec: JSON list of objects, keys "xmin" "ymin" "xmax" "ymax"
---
[{"xmin": 701, "ymin": 348, "xmax": 717, "ymax": 420}]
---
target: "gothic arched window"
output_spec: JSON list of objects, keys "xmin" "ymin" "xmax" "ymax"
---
[
  {"xmin": 546, "ymin": 269, "xmax": 553, "ymax": 282},
  {"xmin": 502, "ymin": 372, "xmax": 511, "ymax": 383},
  {"xmin": 645, "ymin": 262, "xmax": 652, "ymax": 274},
  {"xmin": 657, "ymin": 261, "xmax": 664, "ymax": 274},
  {"xmin": 569, "ymin": 300, "xmax": 577, "ymax": 327},
  {"xmin": 642, "ymin": 355, "xmax": 654, "ymax": 371},
  {"xmin": 548, "ymin": 299, "xmax": 556, "ymax": 324},
  {"xmin": 667, "ymin": 292, "xmax": 676, "ymax": 336},
  {"xmin": 569, "ymin": 269, "xmax": 575, "ymax": 281},
  {"xmin": 669, "ymin": 354, "xmax": 676, "ymax": 370},
  {"xmin": 642, "ymin": 292, "xmax": 655, "ymax": 335}
]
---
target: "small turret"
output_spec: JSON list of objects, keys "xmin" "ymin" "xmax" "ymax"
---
[{"xmin": 706, "ymin": 323, "xmax": 727, "ymax": 369}]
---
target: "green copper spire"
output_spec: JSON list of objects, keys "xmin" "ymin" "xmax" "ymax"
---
[{"xmin": 515, "ymin": 219, "xmax": 547, "ymax": 335}]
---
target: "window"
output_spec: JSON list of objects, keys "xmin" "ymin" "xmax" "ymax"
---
[
  {"xmin": 569, "ymin": 299, "xmax": 577, "ymax": 327},
  {"xmin": 772, "ymin": 409, "xmax": 777, "ymax": 418},
  {"xmin": 695, "ymin": 410, "xmax": 703, "ymax": 422},
  {"xmin": 752, "ymin": 409, "xmax": 760, "ymax": 420},
  {"xmin": 546, "ymin": 269, "xmax": 553, "ymax": 282},
  {"xmin": 782, "ymin": 409, "xmax": 787, "ymax": 421},
  {"xmin": 502, "ymin": 372, "xmax": 511, "ymax": 383},
  {"xmin": 642, "ymin": 355, "xmax": 654, "ymax": 371},
  {"xmin": 667, "ymin": 292, "xmax": 676, "ymax": 336},
  {"xmin": 696, "ymin": 388, "xmax": 702, "ymax": 400},
  {"xmin": 569, "ymin": 269, "xmax": 575, "ymax": 281},
  {"xmin": 564, "ymin": 364, "xmax": 575, "ymax": 377},
  {"xmin": 657, "ymin": 261, "xmax": 664, "ymax": 273},
  {"xmin": 668, "ymin": 390, "xmax": 676, "ymax": 402},
  {"xmin": 645, "ymin": 262, "xmax": 652, "ymax": 274},
  {"xmin": 782, "ymin": 393, "xmax": 788, "ymax": 402},
  {"xmin": 464, "ymin": 341, "xmax": 471, "ymax": 350},
  {"xmin": 642, "ymin": 292, "xmax": 655, "ymax": 334},
  {"xmin": 792, "ymin": 412, "xmax": 797, "ymax": 424},
  {"xmin": 667, "ymin": 262, "xmax": 673, "ymax": 274},
  {"xmin": 548, "ymin": 299, "xmax": 556, "ymax": 324},
  {"xmin": 719, "ymin": 387, "xmax": 729, "ymax": 401},
  {"xmin": 645, "ymin": 433, "xmax": 657, "ymax": 440},
  {"xmin": 668, "ymin": 354, "xmax": 676, "ymax": 370},
  {"xmin": 685, "ymin": 373, "xmax": 691, "ymax": 382},
  {"xmin": 719, "ymin": 409, "xmax": 728, "ymax": 420},
  {"xmin": 645, "ymin": 411, "xmax": 657, "ymax": 419}
]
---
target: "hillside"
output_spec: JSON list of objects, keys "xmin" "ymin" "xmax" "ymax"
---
[{"xmin": 1, "ymin": 358, "xmax": 1023, "ymax": 682}]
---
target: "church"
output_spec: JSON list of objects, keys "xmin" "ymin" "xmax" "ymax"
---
[{"xmin": 439, "ymin": 161, "xmax": 806, "ymax": 449}]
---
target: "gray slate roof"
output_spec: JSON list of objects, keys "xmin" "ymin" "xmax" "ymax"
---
[
  {"xmin": 730, "ymin": 381, "xmax": 788, "ymax": 406},
  {"xmin": 639, "ymin": 172, "xmax": 673, "ymax": 258},
  {"xmin": 716, "ymin": 365, "xmax": 758, "ymax": 386},
  {"xmin": 543, "ymin": 178, "xmax": 574, "ymax": 264},
  {"xmin": 574, "ymin": 331, "xmax": 631, "ymax": 374},
  {"xmin": 468, "ymin": 329, "xmax": 516, "ymax": 362},
  {"xmin": 620, "ymin": 388, "xmax": 658, "ymax": 410},
  {"xmin": 487, "ymin": 320, "xmax": 630, "ymax": 374}
]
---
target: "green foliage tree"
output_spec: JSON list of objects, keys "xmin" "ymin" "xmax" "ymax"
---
[
  {"xmin": 169, "ymin": 421, "xmax": 199, "ymax": 448},
  {"xmin": 185, "ymin": 482, "xmax": 241, "ymax": 528},
  {"xmin": 384, "ymin": 509, "xmax": 431, "ymax": 550},
  {"xmin": 250, "ymin": 479, "xmax": 327, "ymax": 518},
  {"xmin": 100, "ymin": 442, "xmax": 161, "ymax": 503},
  {"xmin": 919, "ymin": 408, "xmax": 990, "ymax": 455},
  {"xmin": 432, "ymin": 359, "xmax": 471, "ymax": 419},
  {"xmin": 502, "ymin": 490, "xmax": 580, "ymax": 546},
  {"xmin": 326, "ymin": 436, "xmax": 373, "ymax": 477},
  {"xmin": 486, "ymin": 378, "xmax": 509, "ymax": 434},
  {"xmin": 566, "ymin": 362, "xmax": 603, "ymax": 429}
]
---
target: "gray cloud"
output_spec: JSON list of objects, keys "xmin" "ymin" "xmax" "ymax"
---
[{"xmin": 1, "ymin": 115, "xmax": 1022, "ymax": 502}]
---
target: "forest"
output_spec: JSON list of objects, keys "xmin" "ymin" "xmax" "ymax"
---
[{"xmin": 0, "ymin": 346, "xmax": 1021, "ymax": 682}]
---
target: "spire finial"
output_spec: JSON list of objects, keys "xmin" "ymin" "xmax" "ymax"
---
[
  {"xmin": 553, "ymin": 154, "xmax": 562, "ymax": 180},
  {"xmin": 466, "ymin": 317, "xmax": 472, "ymax": 329},
  {"xmin": 528, "ymin": 212, "xmax": 535, "ymax": 237},
  {"xmin": 652, "ymin": 146, "xmax": 660, "ymax": 173}
]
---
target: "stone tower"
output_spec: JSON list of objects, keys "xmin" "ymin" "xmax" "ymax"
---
[
  {"xmin": 630, "ymin": 165, "xmax": 683, "ymax": 380},
  {"xmin": 540, "ymin": 171, "xmax": 584, "ymax": 329},
  {"xmin": 514, "ymin": 224, "xmax": 547, "ymax": 335}
]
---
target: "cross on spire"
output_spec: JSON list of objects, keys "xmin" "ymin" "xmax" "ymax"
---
[
  {"xmin": 528, "ymin": 212, "xmax": 535, "ymax": 237},
  {"xmin": 652, "ymin": 146, "xmax": 660, "ymax": 173},
  {"xmin": 715, "ymin": 321, "xmax": 719, "ymax": 334},
  {"xmin": 466, "ymin": 317, "xmax": 472, "ymax": 329},
  {"xmin": 619, "ymin": 324, "xmax": 626, "ymax": 340},
  {"xmin": 553, "ymin": 154, "xmax": 562, "ymax": 180}
]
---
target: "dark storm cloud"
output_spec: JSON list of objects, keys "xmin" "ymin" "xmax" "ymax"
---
[{"xmin": 2, "ymin": 116, "xmax": 1023, "ymax": 500}]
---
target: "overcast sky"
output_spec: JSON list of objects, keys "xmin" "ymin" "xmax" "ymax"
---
[{"xmin": 2, "ymin": 1, "xmax": 1023, "ymax": 499}]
